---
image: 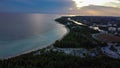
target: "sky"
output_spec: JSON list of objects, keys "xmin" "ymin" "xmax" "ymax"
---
[{"xmin": 0, "ymin": 0, "xmax": 120, "ymax": 16}]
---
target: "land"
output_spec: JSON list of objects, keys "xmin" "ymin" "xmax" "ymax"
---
[
  {"xmin": 0, "ymin": 16, "xmax": 120, "ymax": 68},
  {"xmin": 93, "ymin": 33, "xmax": 120, "ymax": 43},
  {"xmin": 54, "ymin": 16, "xmax": 120, "ymax": 59}
]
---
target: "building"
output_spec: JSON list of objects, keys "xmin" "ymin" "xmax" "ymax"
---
[
  {"xmin": 108, "ymin": 27, "xmax": 117, "ymax": 32},
  {"xmin": 118, "ymin": 27, "xmax": 120, "ymax": 31}
]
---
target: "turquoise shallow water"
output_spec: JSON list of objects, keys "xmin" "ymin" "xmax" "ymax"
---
[{"xmin": 0, "ymin": 14, "xmax": 67, "ymax": 59}]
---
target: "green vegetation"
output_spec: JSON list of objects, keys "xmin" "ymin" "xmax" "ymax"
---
[
  {"xmin": 0, "ymin": 50, "xmax": 120, "ymax": 68},
  {"xmin": 54, "ymin": 17, "xmax": 102, "ymax": 49}
]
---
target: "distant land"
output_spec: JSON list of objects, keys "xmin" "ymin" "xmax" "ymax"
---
[{"xmin": 0, "ymin": 16, "xmax": 120, "ymax": 68}]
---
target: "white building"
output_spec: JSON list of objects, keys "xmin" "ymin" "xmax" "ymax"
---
[
  {"xmin": 100, "ymin": 30, "xmax": 108, "ymax": 33},
  {"xmin": 108, "ymin": 27, "xmax": 117, "ymax": 31},
  {"xmin": 108, "ymin": 23, "xmax": 112, "ymax": 26},
  {"xmin": 113, "ymin": 24, "xmax": 117, "ymax": 27},
  {"xmin": 118, "ymin": 27, "xmax": 120, "ymax": 31},
  {"xmin": 99, "ymin": 24, "xmax": 107, "ymax": 27}
]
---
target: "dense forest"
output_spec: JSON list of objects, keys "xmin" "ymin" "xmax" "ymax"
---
[
  {"xmin": 54, "ymin": 17, "xmax": 104, "ymax": 49},
  {"xmin": 0, "ymin": 50, "xmax": 120, "ymax": 68}
]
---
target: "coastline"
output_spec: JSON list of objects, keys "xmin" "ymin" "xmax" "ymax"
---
[
  {"xmin": 58, "ymin": 24, "xmax": 70, "ymax": 41},
  {"xmin": 1, "ymin": 16, "xmax": 120, "ymax": 68},
  {"xmin": 0, "ymin": 21, "xmax": 70, "ymax": 60}
]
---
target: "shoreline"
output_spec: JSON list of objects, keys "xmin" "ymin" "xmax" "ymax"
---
[{"xmin": 0, "ymin": 22, "xmax": 70, "ymax": 60}]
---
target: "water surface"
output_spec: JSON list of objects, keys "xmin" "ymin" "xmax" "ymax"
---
[{"xmin": 0, "ymin": 13, "xmax": 67, "ymax": 59}]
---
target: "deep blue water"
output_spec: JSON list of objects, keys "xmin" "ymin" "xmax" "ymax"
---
[{"xmin": 0, "ymin": 13, "xmax": 67, "ymax": 59}]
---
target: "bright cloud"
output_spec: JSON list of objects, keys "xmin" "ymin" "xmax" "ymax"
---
[{"xmin": 72, "ymin": 0, "xmax": 120, "ymax": 8}]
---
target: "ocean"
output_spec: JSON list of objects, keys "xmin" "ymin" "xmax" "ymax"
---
[{"xmin": 0, "ymin": 13, "xmax": 68, "ymax": 59}]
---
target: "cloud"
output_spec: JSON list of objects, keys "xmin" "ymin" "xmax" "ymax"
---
[
  {"xmin": 0, "ymin": 0, "xmax": 73, "ymax": 13},
  {"xmin": 72, "ymin": 0, "xmax": 120, "ymax": 8},
  {"xmin": 104, "ymin": 1, "xmax": 120, "ymax": 8},
  {"xmin": 70, "ymin": 5, "xmax": 120, "ymax": 16},
  {"xmin": 0, "ymin": 0, "xmax": 120, "ymax": 16}
]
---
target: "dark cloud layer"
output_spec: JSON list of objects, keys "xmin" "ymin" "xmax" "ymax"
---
[
  {"xmin": 0, "ymin": 0, "xmax": 73, "ymax": 13},
  {"xmin": 0, "ymin": 0, "xmax": 120, "ymax": 16}
]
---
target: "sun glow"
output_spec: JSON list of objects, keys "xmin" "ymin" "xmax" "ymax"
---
[{"xmin": 72, "ymin": 0, "xmax": 120, "ymax": 8}]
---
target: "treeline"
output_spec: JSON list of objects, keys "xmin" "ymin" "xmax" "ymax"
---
[
  {"xmin": 53, "ymin": 32, "xmax": 98, "ymax": 48},
  {"xmin": 54, "ymin": 17, "xmax": 101, "ymax": 48},
  {"xmin": 0, "ymin": 50, "xmax": 120, "ymax": 68},
  {"xmin": 71, "ymin": 16, "xmax": 120, "ymax": 25}
]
